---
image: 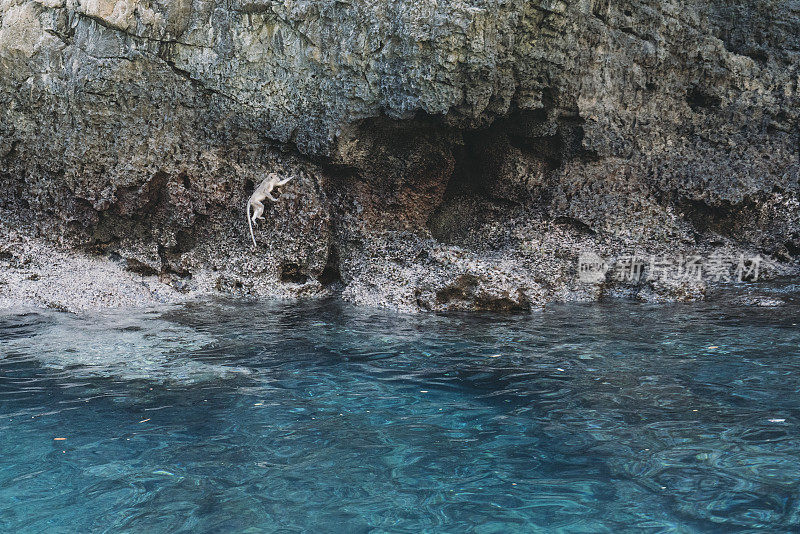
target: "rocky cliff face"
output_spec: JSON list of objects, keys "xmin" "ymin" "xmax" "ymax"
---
[{"xmin": 1, "ymin": 0, "xmax": 798, "ymax": 311}]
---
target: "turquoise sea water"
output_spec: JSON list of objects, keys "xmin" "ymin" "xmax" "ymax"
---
[{"xmin": 1, "ymin": 290, "xmax": 799, "ymax": 532}]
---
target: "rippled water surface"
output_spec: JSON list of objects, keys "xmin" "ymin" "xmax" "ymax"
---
[{"xmin": 1, "ymin": 290, "xmax": 800, "ymax": 532}]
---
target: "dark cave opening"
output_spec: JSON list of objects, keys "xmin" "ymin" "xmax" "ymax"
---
[
  {"xmin": 279, "ymin": 262, "xmax": 309, "ymax": 284},
  {"xmin": 686, "ymin": 87, "xmax": 722, "ymax": 111},
  {"xmin": 426, "ymin": 108, "xmax": 599, "ymax": 243},
  {"xmin": 317, "ymin": 244, "xmax": 342, "ymax": 287}
]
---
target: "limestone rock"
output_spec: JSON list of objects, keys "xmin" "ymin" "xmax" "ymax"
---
[{"xmin": 1, "ymin": 0, "xmax": 798, "ymax": 311}]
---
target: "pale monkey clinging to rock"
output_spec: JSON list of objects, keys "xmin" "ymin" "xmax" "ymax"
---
[{"xmin": 247, "ymin": 173, "xmax": 293, "ymax": 249}]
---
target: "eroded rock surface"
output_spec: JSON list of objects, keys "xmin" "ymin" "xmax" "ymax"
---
[{"xmin": 1, "ymin": 0, "xmax": 798, "ymax": 311}]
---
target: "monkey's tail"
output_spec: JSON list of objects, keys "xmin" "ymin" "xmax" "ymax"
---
[{"xmin": 247, "ymin": 203, "xmax": 257, "ymax": 249}]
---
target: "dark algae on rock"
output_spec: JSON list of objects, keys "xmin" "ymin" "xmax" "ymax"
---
[{"xmin": 1, "ymin": 0, "xmax": 798, "ymax": 311}]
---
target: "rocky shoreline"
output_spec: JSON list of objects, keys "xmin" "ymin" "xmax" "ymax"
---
[
  {"xmin": 1, "ymin": 0, "xmax": 798, "ymax": 312},
  {"xmin": 2, "ymin": 208, "xmax": 796, "ymax": 313}
]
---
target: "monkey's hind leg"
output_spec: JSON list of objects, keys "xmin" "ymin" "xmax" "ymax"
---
[
  {"xmin": 251, "ymin": 201, "xmax": 265, "ymax": 222},
  {"xmin": 248, "ymin": 201, "xmax": 266, "ymax": 250}
]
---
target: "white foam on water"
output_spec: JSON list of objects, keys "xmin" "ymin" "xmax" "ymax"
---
[{"xmin": 0, "ymin": 308, "xmax": 251, "ymax": 383}]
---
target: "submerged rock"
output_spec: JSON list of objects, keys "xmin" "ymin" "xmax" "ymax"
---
[{"xmin": 0, "ymin": 0, "xmax": 798, "ymax": 311}]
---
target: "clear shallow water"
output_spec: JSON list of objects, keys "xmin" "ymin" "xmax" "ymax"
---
[{"xmin": 1, "ymin": 290, "xmax": 800, "ymax": 533}]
